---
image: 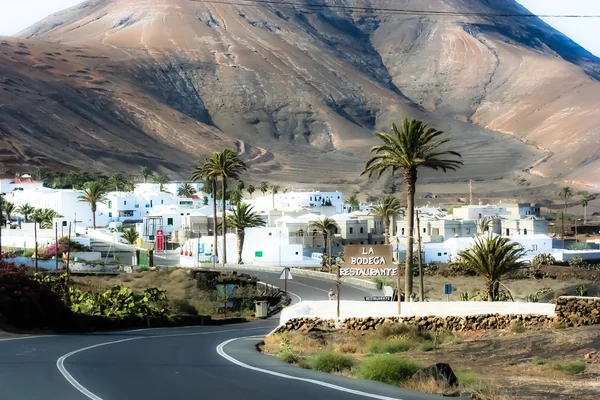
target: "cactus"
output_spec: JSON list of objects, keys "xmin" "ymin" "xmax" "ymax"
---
[{"xmin": 576, "ymin": 284, "xmax": 588, "ymax": 297}]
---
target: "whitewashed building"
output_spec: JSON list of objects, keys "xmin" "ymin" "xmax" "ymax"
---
[
  {"xmin": 0, "ymin": 174, "xmax": 44, "ymax": 193},
  {"xmin": 245, "ymin": 190, "xmax": 344, "ymax": 213}
]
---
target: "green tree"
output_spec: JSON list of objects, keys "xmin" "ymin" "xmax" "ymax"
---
[
  {"xmin": 177, "ymin": 183, "xmax": 197, "ymax": 198},
  {"xmin": 152, "ymin": 174, "xmax": 169, "ymax": 191},
  {"xmin": 311, "ymin": 217, "xmax": 338, "ymax": 261},
  {"xmin": 370, "ymin": 196, "xmax": 403, "ymax": 244},
  {"xmin": 2, "ymin": 200, "xmax": 16, "ymax": 223},
  {"xmin": 270, "ymin": 184, "xmax": 280, "ymax": 210},
  {"xmin": 229, "ymin": 189, "xmax": 243, "ymax": 206},
  {"xmin": 237, "ymin": 180, "xmax": 245, "ymax": 192},
  {"xmin": 579, "ymin": 191, "xmax": 597, "ymax": 225},
  {"xmin": 347, "ymin": 194, "xmax": 360, "ymax": 212},
  {"xmin": 140, "ymin": 167, "xmax": 153, "ymax": 183},
  {"xmin": 32, "ymin": 208, "xmax": 63, "ymax": 229},
  {"xmin": 260, "ymin": 181, "xmax": 269, "ymax": 196},
  {"xmin": 121, "ymin": 228, "xmax": 139, "ymax": 244},
  {"xmin": 453, "ymin": 235, "xmax": 527, "ymax": 301},
  {"xmin": 78, "ymin": 181, "xmax": 108, "ymax": 229},
  {"xmin": 192, "ymin": 157, "xmax": 220, "ymax": 263},
  {"xmin": 226, "ymin": 203, "xmax": 265, "ymax": 264},
  {"xmin": 31, "ymin": 168, "xmax": 49, "ymax": 183},
  {"xmin": 362, "ymin": 118, "xmax": 462, "ymax": 299},
  {"xmin": 108, "ymin": 173, "xmax": 129, "ymax": 192},
  {"xmin": 246, "ymin": 184, "xmax": 255, "ymax": 199},
  {"xmin": 476, "ymin": 216, "xmax": 492, "ymax": 235},
  {"xmin": 558, "ymin": 186, "xmax": 573, "ymax": 246},
  {"xmin": 17, "ymin": 203, "xmax": 35, "ymax": 223}
]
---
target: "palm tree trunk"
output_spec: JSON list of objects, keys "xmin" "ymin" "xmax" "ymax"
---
[
  {"xmin": 384, "ymin": 218, "xmax": 390, "ymax": 244},
  {"xmin": 487, "ymin": 280, "xmax": 494, "ymax": 302},
  {"xmin": 92, "ymin": 210, "xmax": 96, "ymax": 229},
  {"xmin": 584, "ymin": 205, "xmax": 587, "ymax": 225},
  {"xmin": 237, "ymin": 229, "xmax": 244, "ymax": 264},
  {"xmin": 272, "ymin": 193, "xmax": 275, "ymax": 209},
  {"xmin": 211, "ymin": 180, "xmax": 218, "ymax": 265},
  {"xmin": 323, "ymin": 232, "xmax": 328, "ymax": 256},
  {"xmin": 404, "ymin": 170, "xmax": 416, "ymax": 301},
  {"xmin": 222, "ymin": 178, "xmax": 227, "ymax": 265},
  {"xmin": 416, "ymin": 210, "xmax": 424, "ymax": 301}
]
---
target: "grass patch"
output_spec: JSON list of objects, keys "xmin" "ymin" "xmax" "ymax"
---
[
  {"xmin": 307, "ymin": 352, "xmax": 355, "ymax": 373},
  {"xmin": 276, "ymin": 350, "xmax": 298, "ymax": 363},
  {"xmin": 367, "ymin": 338, "xmax": 414, "ymax": 354},
  {"xmin": 356, "ymin": 355, "xmax": 422, "ymax": 385},
  {"xmin": 456, "ymin": 371, "xmax": 480, "ymax": 387},
  {"xmin": 552, "ymin": 321, "xmax": 567, "ymax": 330},
  {"xmin": 532, "ymin": 357, "xmax": 548, "ymax": 365},
  {"xmin": 334, "ymin": 343, "xmax": 358, "ymax": 354},
  {"xmin": 550, "ymin": 360, "xmax": 587, "ymax": 375},
  {"xmin": 509, "ymin": 321, "xmax": 526, "ymax": 334},
  {"xmin": 418, "ymin": 341, "xmax": 435, "ymax": 352}
]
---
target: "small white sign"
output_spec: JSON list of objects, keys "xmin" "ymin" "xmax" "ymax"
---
[{"xmin": 279, "ymin": 268, "xmax": 293, "ymax": 280}]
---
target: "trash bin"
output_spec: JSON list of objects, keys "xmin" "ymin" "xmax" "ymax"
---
[{"xmin": 255, "ymin": 301, "xmax": 268, "ymax": 319}]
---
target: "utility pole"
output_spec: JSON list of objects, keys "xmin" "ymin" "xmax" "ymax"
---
[
  {"xmin": 66, "ymin": 223, "xmax": 72, "ymax": 283},
  {"xmin": 336, "ymin": 257, "xmax": 341, "ymax": 321},
  {"xmin": 469, "ymin": 179, "xmax": 473, "ymax": 206},
  {"xmin": 34, "ymin": 220, "xmax": 38, "ymax": 273},
  {"xmin": 55, "ymin": 222, "xmax": 59, "ymax": 271},
  {"xmin": 416, "ymin": 210, "xmax": 424, "ymax": 301}
]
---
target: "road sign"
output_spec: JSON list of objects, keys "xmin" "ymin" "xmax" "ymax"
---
[
  {"xmin": 156, "ymin": 230, "xmax": 164, "ymax": 251},
  {"xmin": 364, "ymin": 296, "xmax": 392, "ymax": 301},
  {"xmin": 444, "ymin": 283, "xmax": 453, "ymax": 295},
  {"xmin": 279, "ymin": 268, "xmax": 293, "ymax": 280}
]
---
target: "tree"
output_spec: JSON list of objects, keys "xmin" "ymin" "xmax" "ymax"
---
[
  {"xmin": 140, "ymin": 167, "xmax": 153, "ymax": 183},
  {"xmin": 31, "ymin": 168, "xmax": 49, "ymax": 183},
  {"xmin": 229, "ymin": 189, "xmax": 243, "ymax": 206},
  {"xmin": 77, "ymin": 181, "xmax": 108, "ymax": 229},
  {"xmin": 558, "ymin": 186, "xmax": 573, "ymax": 247},
  {"xmin": 192, "ymin": 157, "xmax": 220, "ymax": 264},
  {"xmin": 226, "ymin": 203, "xmax": 265, "ymax": 264},
  {"xmin": 247, "ymin": 184, "xmax": 255, "ymax": 199},
  {"xmin": 362, "ymin": 118, "xmax": 462, "ymax": 300},
  {"xmin": 453, "ymin": 235, "xmax": 527, "ymax": 301},
  {"xmin": 177, "ymin": 183, "xmax": 197, "ymax": 198},
  {"xmin": 2, "ymin": 200, "xmax": 15, "ymax": 223},
  {"xmin": 347, "ymin": 194, "xmax": 360, "ymax": 212},
  {"xmin": 108, "ymin": 173, "xmax": 129, "ymax": 192},
  {"xmin": 17, "ymin": 203, "xmax": 35, "ymax": 223},
  {"xmin": 579, "ymin": 191, "xmax": 597, "ymax": 225},
  {"xmin": 260, "ymin": 181, "xmax": 269, "ymax": 196},
  {"xmin": 370, "ymin": 196, "xmax": 403, "ymax": 243},
  {"xmin": 152, "ymin": 174, "xmax": 169, "ymax": 191},
  {"xmin": 32, "ymin": 209, "xmax": 63, "ymax": 229},
  {"xmin": 270, "ymin": 184, "xmax": 280, "ymax": 210},
  {"xmin": 121, "ymin": 228, "xmax": 139, "ymax": 245},
  {"xmin": 311, "ymin": 217, "xmax": 337, "ymax": 261},
  {"xmin": 237, "ymin": 181, "xmax": 245, "ymax": 192},
  {"xmin": 476, "ymin": 216, "xmax": 492, "ymax": 235}
]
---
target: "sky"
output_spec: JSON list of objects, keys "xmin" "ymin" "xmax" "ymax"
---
[{"xmin": 0, "ymin": 0, "xmax": 598, "ymax": 56}]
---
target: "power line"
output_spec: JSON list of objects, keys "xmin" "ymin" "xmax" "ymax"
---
[{"xmin": 191, "ymin": 0, "xmax": 600, "ymax": 18}]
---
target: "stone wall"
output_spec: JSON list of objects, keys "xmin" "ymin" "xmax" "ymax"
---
[{"xmin": 275, "ymin": 297, "xmax": 600, "ymax": 333}]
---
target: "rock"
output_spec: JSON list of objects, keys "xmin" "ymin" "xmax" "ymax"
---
[{"xmin": 413, "ymin": 363, "xmax": 459, "ymax": 388}]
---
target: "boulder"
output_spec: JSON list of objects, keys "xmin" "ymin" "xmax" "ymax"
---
[{"xmin": 412, "ymin": 363, "xmax": 459, "ymax": 388}]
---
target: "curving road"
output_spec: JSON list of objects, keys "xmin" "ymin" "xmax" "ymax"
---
[{"xmin": 0, "ymin": 270, "xmax": 444, "ymax": 400}]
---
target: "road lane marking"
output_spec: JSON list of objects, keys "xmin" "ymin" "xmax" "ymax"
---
[
  {"xmin": 56, "ymin": 326, "xmax": 273, "ymax": 400},
  {"xmin": 0, "ymin": 335, "xmax": 58, "ymax": 342},
  {"xmin": 216, "ymin": 337, "xmax": 405, "ymax": 400}
]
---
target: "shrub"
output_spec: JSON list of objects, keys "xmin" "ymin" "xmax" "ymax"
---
[
  {"xmin": 532, "ymin": 357, "xmax": 548, "ymax": 365},
  {"xmin": 418, "ymin": 341, "xmax": 435, "ymax": 352},
  {"xmin": 523, "ymin": 293, "xmax": 538, "ymax": 303},
  {"xmin": 532, "ymin": 253, "xmax": 555, "ymax": 267},
  {"xmin": 551, "ymin": 360, "xmax": 587, "ymax": 375},
  {"xmin": 276, "ymin": 350, "xmax": 298, "ymax": 364},
  {"xmin": 509, "ymin": 320, "xmax": 525, "ymax": 334},
  {"xmin": 334, "ymin": 343, "xmax": 358, "ymax": 354},
  {"xmin": 356, "ymin": 355, "xmax": 422, "ymax": 385},
  {"xmin": 22, "ymin": 249, "xmax": 34, "ymax": 257},
  {"xmin": 576, "ymin": 284, "xmax": 588, "ymax": 296},
  {"xmin": 459, "ymin": 291, "xmax": 469, "ymax": 301},
  {"xmin": 569, "ymin": 257, "xmax": 586, "ymax": 268},
  {"xmin": 367, "ymin": 338, "xmax": 414, "ymax": 354},
  {"xmin": 375, "ymin": 323, "xmax": 420, "ymax": 339},
  {"xmin": 552, "ymin": 321, "xmax": 567, "ymax": 330},
  {"xmin": 307, "ymin": 352, "xmax": 355, "ymax": 373},
  {"xmin": 373, "ymin": 276, "xmax": 391, "ymax": 290}
]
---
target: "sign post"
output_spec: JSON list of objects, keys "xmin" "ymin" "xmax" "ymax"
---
[
  {"xmin": 156, "ymin": 229, "xmax": 164, "ymax": 252},
  {"xmin": 444, "ymin": 283, "xmax": 453, "ymax": 301},
  {"xmin": 279, "ymin": 267, "xmax": 293, "ymax": 294}
]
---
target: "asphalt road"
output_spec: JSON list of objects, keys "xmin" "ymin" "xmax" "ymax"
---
[{"xmin": 0, "ymin": 270, "xmax": 445, "ymax": 400}]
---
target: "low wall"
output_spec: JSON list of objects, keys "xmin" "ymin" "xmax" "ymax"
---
[
  {"xmin": 279, "ymin": 300, "xmax": 556, "ymax": 325},
  {"xmin": 555, "ymin": 296, "xmax": 600, "ymax": 327},
  {"xmin": 553, "ymin": 250, "xmax": 600, "ymax": 262},
  {"xmin": 71, "ymin": 251, "xmax": 102, "ymax": 261}
]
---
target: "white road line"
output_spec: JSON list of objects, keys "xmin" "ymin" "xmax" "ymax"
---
[
  {"xmin": 216, "ymin": 337, "xmax": 404, "ymax": 400},
  {"xmin": 286, "ymin": 290, "xmax": 302, "ymax": 303},
  {"xmin": 0, "ymin": 335, "xmax": 58, "ymax": 342},
  {"xmin": 56, "ymin": 326, "xmax": 271, "ymax": 400}
]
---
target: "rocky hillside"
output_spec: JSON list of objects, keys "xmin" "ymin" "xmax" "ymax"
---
[{"xmin": 1, "ymin": 0, "xmax": 599, "ymax": 185}]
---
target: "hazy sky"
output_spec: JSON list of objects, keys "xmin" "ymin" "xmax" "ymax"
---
[{"xmin": 0, "ymin": 0, "xmax": 598, "ymax": 56}]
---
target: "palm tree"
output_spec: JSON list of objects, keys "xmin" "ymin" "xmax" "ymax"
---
[
  {"xmin": 31, "ymin": 168, "xmax": 49, "ymax": 183},
  {"xmin": 270, "ymin": 184, "xmax": 280, "ymax": 210},
  {"xmin": 370, "ymin": 196, "xmax": 403, "ymax": 244},
  {"xmin": 2, "ymin": 201, "xmax": 16, "ymax": 223},
  {"xmin": 579, "ymin": 191, "xmax": 597, "ymax": 225},
  {"xmin": 237, "ymin": 181, "xmax": 245, "ymax": 192},
  {"xmin": 311, "ymin": 217, "xmax": 337, "ymax": 262},
  {"xmin": 476, "ymin": 216, "xmax": 492, "ymax": 235},
  {"xmin": 558, "ymin": 186, "xmax": 573, "ymax": 247},
  {"xmin": 177, "ymin": 183, "xmax": 197, "ymax": 198},
  {"xmin": 362, "ymin": 118, "xmax": 462, "ymax": 300},
  {"xmin": 247, "ymin": 184, "xmax": 255, "ymax": 199},
  {"xmin": 34, "ymin": 209, "xmax": 63, "ymax": 229},
  {"xmin": 152, "ymin": 174, "xmax": 169, "ymax": 191},
  {"xmin": 17, "ymin": 203, "xmax": 35, "ymax": 222},
  {"xmin": 192, "ymin": 157, "xmax": 220, "ymax": 264},
  {"xmin": 260, "ymin": 181, "xmax": 269, "ymax": 196},
  {"xmin": 77, "ymin": 181, "xmax": 108, "ymax": 229},
  {"xmin": 226, "ymin": 203, "xmax": 266, "ymax": 264},
  {"xmin": 229, "ymin": 189, "xmax": 243, "ymax": 206},
  {"xmin": 453, "ymin": 235, "xmax": 527, "ymax": 301},
  {"xmin": 347, "ymin": 194, "xmax": 360, "ymax": 212},
  {"xmin": 121, "ymin": 228, "xmax": 139, "ymax": 245},
  {"xmin": 108, "ymin": 173, "xmax": 129, "ymax": 192},
  {"xmin": 140, "ymin": 167, "xmax": 153, "ymax": 183}
]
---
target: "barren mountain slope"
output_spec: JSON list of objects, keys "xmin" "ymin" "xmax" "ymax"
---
[{"xmin": 4, "ymin": 0, "xmax": 598, "ymax": 186}]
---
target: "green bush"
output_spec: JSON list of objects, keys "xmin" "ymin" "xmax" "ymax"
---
[
  {"xmin": 367, "ymin": 338, "xmax": 414, "ymax": 354},
  {"xmin": 22, "ymin": 249, "xmax": 34, "ymax": 257},
  {"xmin": 455, "ymin": 371, "xmax": 480, "ymax": 387},
  {"xmin": 375, "ymin": 323, "xmax": 421, "ymax": 339},
  {"xmin": 418, "ymin": 341, "xmax": 435, "ymax": 352},
  {"xmin": 373, "ymin": 277, "xmax": 391, "ymax": 291},
  {"xmin": 510, "ymin": 321, "xmax": 526, "ymax": 334},
  {"xmin": 307, "ymin": 352, "xmax": 355, "ymax": 373},
  {"xmin": 276, "ymin": 350, "xmax": 298, "ymax": 364},
  {"xmin": 551, "ymin": 360, "xmax": 587, "ymax": 375},
  {"xmin": 356, "ymin": 355, "xmax": 421, "ymax": 385},
  {"xmin": 552, "ymin": 321, "xmax": 567, "ymax": 330},
  {"xmin": 576, "ymin": 284, "xmax": 588, "ymax": 296}
]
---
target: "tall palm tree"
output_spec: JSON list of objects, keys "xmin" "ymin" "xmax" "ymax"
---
[
  {"xmin": 17, "ymin": 203, "xmax": 35, "ymax": 223},
  {"xmin": 453, "ymin": 235, "xmax": 527, "ymax": 301},
  {"xmin": 558, "ymin": 186, "xmax": 573, "ymax": 247},
  {"xmin": 370, "ymin": 196, "xmax": 403, "ymax": 244},
  {"xmin": 192, "ymin": 157, "xmax": 219, "ymax": 264},
  {"xmin": 362, "ymin": 119, "xmax": 462, "ymax": 300},
  {"xmin": 226, "ymin": 203, "xmax": 266, "ymax": 264},
  {"xmin": 270, "ymin": 184, "xmax": 280, "ymax": 210},
  {"xmin": 237, "ymin": 181, "xmax": 245, "ymax": 192},
  {"xmin": 108, "ymin": 173, "xmax": 128, "ymax": 192},
  {"xmin": 579, "ymin": 191, "xmax": 597, "ymax": 225},
  {"xmin": 476, "ymin": 216, "xmax": 492, "ymax": 235},
  {"xmin": 247, "ymin": 184, "xmax": 255, "ymax": 199},
  {"xmin": 177, "ymin": 183, "xmax": 197, "ymax": 198},
  {"xmin": 229, "ymin": 189, "xmax": 243, "ymax": 206},
  {"xmin": 347, "ymin": 195, "xmax": 360, "ymax": 212},
  {"xmin": 2, "ymin": 201, "xmax": 16, "ymax": 223},
  {"xmin": 260, "ymin": 181, "xmax": 269, "ymax": 196},
  {"xmin": 140, "ymin": 167, "xmax": 153, "ymax": 183},
  {"xmin": 152, "ymin": 174, "xmax": 169, "ymax": 191},
  {"xmin": 311, "ymin": 217, "xmax": 337, "ymax": 262},
  {"xmin": 77, "ymin": 181, "xmax": 108, "ymax": 229}
]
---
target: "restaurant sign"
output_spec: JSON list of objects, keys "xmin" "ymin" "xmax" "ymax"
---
[{"xmin": 340, "ymin": 245, "xmax": 395, "ymax": 276}]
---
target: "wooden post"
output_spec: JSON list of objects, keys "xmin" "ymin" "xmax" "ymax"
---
[
  {"xmin": 34, "ymin": 220, "xmax": 38, "ymax": 273},
  {"xmin": 416, "ymin": 210, "xmax": 424, "ymax": 301},
  {"xmin": 336, "ymin": 262, "xmax": 341, "ymax": 321},
  {"xmin": 55, "ymin": 222, "xmax": 59, "ymax": 271},
  {"xmin": 66, "ymin": 223, "xmax": 72, "ymax": 282}
]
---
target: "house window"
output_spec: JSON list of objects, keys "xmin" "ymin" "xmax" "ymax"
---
[
  {"xmin": 524, "ymin": 228, "xmax": 528, "ymax": 235},
  {"xmin": 466, "ymin": 228, "xmax": 470, "ymax": 234},
  {"xmin": 124, "ymin": 200, "xmax": 126, "ymax": 205},
  {"xmin": 167, "ymin": 218, "xmax": 173, "ymax": 226},
  {"xmin": 349, "ymin": 227, "xmax": 353, "ymax": 234},
  {"xmin": 478, "ymin": 213, "xmax": 482, "ymax": 218},
  {"xmin": 269, "ymin": 232, "xmax": 272, "ymax": 236},
  {"xmin": 423, "ymin": 228, "xmax": 426, "ymax": 233},
  {"xmin": 295, "ymin": 252, "xmax": 299, "ymax": 255},
  {"xmin": 135, "ymin": 204, "xmax": 139, "ymax": 208},
  {"xmin": 360, "ymin": 242, "xmax": 364, "ymax": 245},
  {"xmin": 438, "ymin": 252, "xmax": 442, "ymax": 256},
  {"xmin": 161, "ymin": 200, "xmax": 164, "ymax": 204},
  {"xmin": 360, "ymin": 227, "xmax": 364, "ymax": 234},
  {"xmin": 532, "ymin": 244, "xmax": 538, "ymax": 251},
  {"xmin": 146, "ymin": 204, "xmax": 150, "ymax": 208},
  {"xmin": 443, "ymin": 252, "xmax": 447, "ymax": 255},
  {"xmin": 108, "ymin": 212, "xmax": 112, "ymax": 218},
  {"xmin": 336, "ymin": 243, "xmax": 340, "ymax": 247},
  {"xmin": 506, "ymin": 228, "xmax": 510, "ymax": 235},
  {"xmin": 401, "ymin": 228, "xmax": 405, "ymax": 235},
  {"xmin": 108, "ymin": 200, "xmax": 112, "ymax": 208}
]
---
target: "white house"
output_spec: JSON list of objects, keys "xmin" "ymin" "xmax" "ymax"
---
[
  {"xmin": 246, "ymin": 190, "xmax": 344, "ymax": 213},
  {"xmin": 0, "ymin": 174, "xmax": 44, "ymax": 193}
]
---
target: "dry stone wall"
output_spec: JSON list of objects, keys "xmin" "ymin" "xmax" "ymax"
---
[{"xmin": 275, "ymin": 297, "xmax": 600, "ymax": 333}]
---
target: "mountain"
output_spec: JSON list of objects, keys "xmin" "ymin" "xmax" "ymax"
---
[{"xmin": 2, "ymin": 0, "xmax": 599, "ymax": 186}]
